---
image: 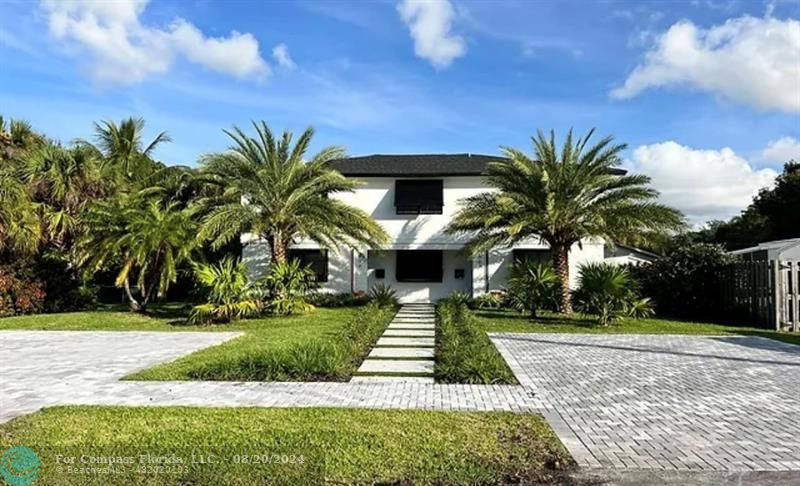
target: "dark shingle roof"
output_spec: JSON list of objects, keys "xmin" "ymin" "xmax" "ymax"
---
[{"xmin": 330, "ymin": 153, "xmax": 626, "ymax": 177}]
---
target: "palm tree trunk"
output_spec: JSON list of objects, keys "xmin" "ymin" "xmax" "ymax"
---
[
  {"xmin": 270, "ymin": 236, "xmax": 288, "ymax": 264},
  {"xmin": 551, "ymin": 243, "xmax": 572, "ymax": 314},
  {"xmin": 123, "ymin": 277, "xmax": 143, "ymax": 312}
]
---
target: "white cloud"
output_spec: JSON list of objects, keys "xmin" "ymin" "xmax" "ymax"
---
[
  {"xmin": 397, "ymin": 0, "xmax": 466, "ymax": 69},
  {"xmin": 762, "ymin": 136, "xmax": 800, "ymax": 163},
  {"xmin": 41, "ymin": 0, "xmax": 269, "ymax": 84},
  {"xmin": 272, "ymin": 43, "xmax": 296, "ymax": 70},
  {"xmin": 611, "ymin": 16, "xmax": 800, "ymax": 112},
  {"xmin": 627, "ymin": 141, "xmax": 778, "ymax": 224}
]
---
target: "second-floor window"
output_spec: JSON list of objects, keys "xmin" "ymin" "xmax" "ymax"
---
[{"xmin": 394, "ymin": 179, "xmax": 443, "ymax": 215}]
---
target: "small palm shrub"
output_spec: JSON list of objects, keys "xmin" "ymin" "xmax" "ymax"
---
[
  {"xmin": 573, "ymin": 262, "xmax": 644, "ymax": 326},
  {"xmin": 446, "ymin": 290, "xmax": 473, "ymax": 306},
  {"xmin": 436, "ymin": 297, "xmax": 516, "ymax": 384},
  {"xmin": 369, "ymin": 284, "xmax": 398, "ymax": 307},
  {"xmin": 189, "ymin": 257, "xmax": 264, "ymax": 324},
  {"xmin": 470, "ymin": 291, "xmax": 507, "ymax": 310},
  {"xmin": 506, "ymin": 260, "xmax": 558, "ymax": 318},
  {"xmin": 264, "ymin": 259, "xmax": 316, "ymax": 315}
]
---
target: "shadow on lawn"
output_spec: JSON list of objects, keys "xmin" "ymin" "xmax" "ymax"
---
[{"xmin": 472, "ymin": 309, "xmax": 595, "ymax": 328}]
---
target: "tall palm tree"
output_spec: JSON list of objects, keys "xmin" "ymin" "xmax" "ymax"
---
[
  {"xmin": 22, "ymin": 143, "xmax": 108, "ymax": 251},
  {"xmin": 446, "ymin": 129, "xmax": 684, "ymax": 313},
  {"xmin": 78, "ymin": 198, "xmax": 198, "ymax": 312},
  {"xmin": 78, "ymin": 117, "xmax": 171, "ymax": 182},
  {"xmin": 199, "ymin": 121, "xmax": 388, "ymax": 263},
  {"xmin": 0, "ymin": 171, "xmax": 41, "ymax": 255}
]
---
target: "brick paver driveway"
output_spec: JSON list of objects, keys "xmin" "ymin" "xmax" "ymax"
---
[{"xmin": 491, "ymin": 333, "xmax": 800, "ymax": 471}]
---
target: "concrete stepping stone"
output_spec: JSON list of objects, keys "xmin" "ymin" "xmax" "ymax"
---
[
  {"xmin": 357, "ymin": 359, "xmax": 434, "ymax": 374},
  {"xmin": 350, "ymin": 376, "xmax": 434, "ymax": 384},
  {"xmin": 387, "ymin": 323, "xmax": 434, "ymax": 330},
  {"xmin": 383, "ymin": 329, "xmax": 435, "ymax": 337},
  {"xmin": 369, "ymin": 348, "xmax": 435, "ymax": 359},
  {"xmin": 376, "ymin": 337, "xmax": 434, "ymax": 347}
]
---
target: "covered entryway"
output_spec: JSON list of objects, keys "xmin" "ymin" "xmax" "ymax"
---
[{"xmin": 367, "ymin": 249, "xmax": 472, "ymax": 303}]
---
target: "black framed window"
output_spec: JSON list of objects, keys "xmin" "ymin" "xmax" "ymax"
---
[
  {"xmin": 287, "ymin": 249, "xmax": 328, "ymax": 282},
  {"xmin": 394, "ymin": 179, "xmax": 443, "ymax": 215},
  {"xmin": 396, "ymin": 250, "xmax": 443, "ymax": 282}
]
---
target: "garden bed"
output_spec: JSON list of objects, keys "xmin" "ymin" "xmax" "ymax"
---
[
  {"xmin": 0, "ymin": 406, "xmax": 575, "ymax": 485},
  {"xmin": 435, "ymin": 299, "xmax": 517, "ymax": 384}
]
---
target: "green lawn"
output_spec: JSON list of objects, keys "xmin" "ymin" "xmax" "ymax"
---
[
  {"xmin": 0, "ymin": 305, "xmax": 381, "ymax": 381},
  {"xmin": 0, "ymin": 406, "xmax": 573, "ymax": 485},
  {"xmin": 474, "ymin": 309, "xmax": 800, "ymax": 346}
]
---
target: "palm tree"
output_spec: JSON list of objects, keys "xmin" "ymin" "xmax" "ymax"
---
[
  {"xmin": 199, "ymin": 121, "xmax": 388, "ymax": 263},
  {"xmin": 0, "ymin": 171, "xmax": 41, "ymax": 255},
  {"xmin": 22, "ymin": 143, "xmax": 108, "ymax": 251},
  {"xmin": 77, "ymin": 198, "xmax": 198, "ymax": 312},
  {"xmin": 446, "ymin": 129, "xmax": 684, "ymax": 313},
  {"xmin": 78, "ymin": 117, "xmax": 171, "ymax": 182}
]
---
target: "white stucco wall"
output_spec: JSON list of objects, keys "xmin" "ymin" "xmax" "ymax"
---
[{"xmin": 242, "ymin": 175, "xmax": 608, "ymax": 301}]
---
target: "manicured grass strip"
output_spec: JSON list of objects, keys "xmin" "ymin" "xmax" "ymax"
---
[
  {"xmin": 127, "ymin": 304, "xmax": 394, "ymax": 382},
  {"xmin": 435, "ymin": 300, "xmax": 517, "ymax": 384},
  {"xmin": 473, "ymin": 309, "xmax": 800, "ymax": 347},
  {"xmin": 0, "ymin": 406, "xmax": 574, "ymax": 485}
]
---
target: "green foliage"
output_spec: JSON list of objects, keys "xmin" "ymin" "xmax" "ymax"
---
[
  {"xmin": 198, "ymin": 121, "xmax": 388, "ymax": 262},
  {"xmin": 628, "ymin": 243, "xmax": 734, "ymax": 322},
  {"xmin": 446, "ymin": 128, "xmax": 684, "ymax": 313},
  {"xmin": 306, "ymin": 291, "xmax": 370, "ymax": 308},
  {"xmin": 184, "ymin": 303, "xmax": 394, "ymax": 381},
  {"xmin": 470, "ymin": 291, "xmax": 506, "ymax": 310},
  {"xmin": 687, "ymin": 162, "xmax": 800, "ymax": 250},
  {"xmin": 444, "ymin": 290, "xmax": 473, "ymax": 306},
  {"xmin": 264, "ymin": 259, "xmax": 316, "ymax": 315},
  {"xmin": 573, "ymin": 262, "xmax": 640, "ymax": 326},
  {"xmin": 624, "ymin": 297, "xmax": 655, "ymax": 319},
  {"xmin": 506, "ymin": 260, "xmax": 558, "ymax": 318},
  {"xmin": 435, "ymin": 298, "xmax": 516, "ymax": 384},
  {"xmin": 189, "ymin": 257, "xmax": 264, "ymax": 324},
  {"xmin": 77, "ymin": 198, "xmax": 200, "ymax": 312},
  {"xmin": 368, "ymin": 283, "xmax": 398, "ymax": 307}
]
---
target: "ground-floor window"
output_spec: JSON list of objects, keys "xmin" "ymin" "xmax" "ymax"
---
[
  {"xmin": 288, "ymin": 249, "xmax": 328, "ymax": 282},
  {"xmin": 396, "ymin": 250, "xmax": 443, "ymax": 282}
]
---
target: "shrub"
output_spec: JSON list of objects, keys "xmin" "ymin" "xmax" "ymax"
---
[
  {"xmin": 445, "ymin": 290, "xmax": 472, "ymax": 306},
  {"xmin": 306, "ymin": 291, "xmax": 370, "ymax": 308},
  {"xmin": 263, "ymin": 259, "xmax": 316, "ymax": 315},
  {"xmin": 436, "ymin": 297, "xmax": 516, "ymax": 384},
  {"xmin": 506, "ymin": 260, "xmax": 558, "ymax": 318},
  {"xmin": 187, "ymin": 302, "xmax": 395, "ymax": 381},
  {"xmin": 573, "ymin": 262, "xmax": 641, "ymax": 326},
  {"xmin": 629, "ymin": 243, "xmax": 733, "ymax": 321},
  {"xmin": 470, "ymin": 290, "xmax": 507, "ymax": 310},
  {"xmin": 0, "ymin": 265, "xmax": 46, "ymax": 317},
  {"xmin": 369, "ymin": 284, "xmax": 398, "ymax": 307},
  {"xmin": 189, "ymin": 257, "xmax": 264, "ymax": 324}
]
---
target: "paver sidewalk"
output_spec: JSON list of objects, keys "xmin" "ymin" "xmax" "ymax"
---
[{"xmin": 352, "ymin": 304, "xmax": 436, "ymax": 383}]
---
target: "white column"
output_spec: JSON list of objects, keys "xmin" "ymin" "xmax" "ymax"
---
[{"xmin": 353, "ymin": 249, "xmax": 369, "ymax": 293}]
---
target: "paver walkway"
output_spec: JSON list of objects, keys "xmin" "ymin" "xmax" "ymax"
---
[
  {"xmin": 491, "ymin": 333, "xmax": 800, "ymax": 471},
  {"xmin": 352, "ymin": 304, "xmax": 436, "ymax": 383}
]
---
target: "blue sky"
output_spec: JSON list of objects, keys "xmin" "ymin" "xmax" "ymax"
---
[{"xmin": 1, "ymin": 0, "xmax": 799, "ymax": 224}]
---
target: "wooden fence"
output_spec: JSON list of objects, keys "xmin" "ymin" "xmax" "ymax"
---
[{"xmin": 719, "ymin": 259, "xmax": 799, "ymax": 331}]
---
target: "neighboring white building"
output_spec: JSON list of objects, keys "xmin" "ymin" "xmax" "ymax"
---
[
  {"xmin": 243, "ymin": 154, "xmax": 621, "ymax": 303},
  {"xmin": 728, "ymin": 238, "xmax": 800, "ymax": 261},
  {"xmin": 604, "ymin": 244, "xmax": 659, "ymax": 266}
]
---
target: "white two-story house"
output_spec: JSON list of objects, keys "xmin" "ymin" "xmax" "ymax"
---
[{"xmin": 243, "ymin": 154, "xmax": 617, "ymax": 303}]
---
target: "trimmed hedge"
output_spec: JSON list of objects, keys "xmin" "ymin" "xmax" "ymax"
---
[
  {"xmin": 435, "ymin": 299, "xmax": 517, "ymax": 384},
  {"xmin": 187, "ymin": 302, "xmax": 395, "ymax": 381}
]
